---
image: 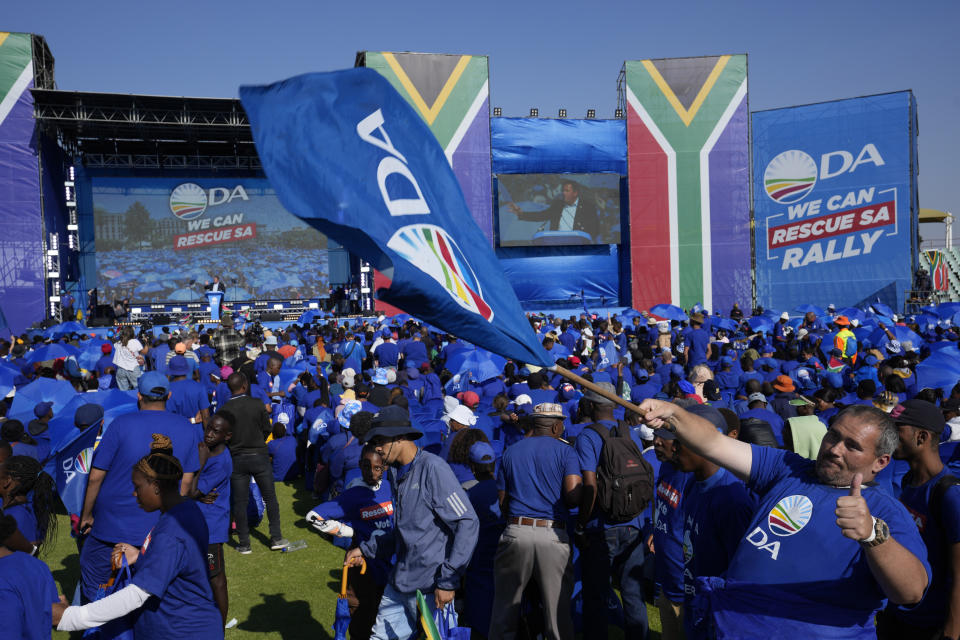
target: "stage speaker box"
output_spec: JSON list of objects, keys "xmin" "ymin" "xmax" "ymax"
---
[
  {"xmin": 261, "ymin": 312, "xmax": 283, "ymax": 321},
  {"xmin": 152, "ymin": 314, "xmax": 171, "ymax": 325},
  {"xmin": 89, "ymin": 317, "xmax": 113, "ymax": 327}
]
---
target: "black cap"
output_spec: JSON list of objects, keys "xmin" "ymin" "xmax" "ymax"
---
[
  {"xmin": 363, "ymin": 406, "xmax": 423, "ymax": 442},
  {"xmin": 891, "ymin": 399, "xmax": 946, "ymax": 434}
]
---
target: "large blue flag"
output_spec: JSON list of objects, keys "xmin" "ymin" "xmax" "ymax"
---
[
  {"xmin": 44, "ymin": 423, "xmax": 99, "ymax": 516},
  {"xmin": 240, "ymin": 69, "xmax": 552, "ymax": 367}
]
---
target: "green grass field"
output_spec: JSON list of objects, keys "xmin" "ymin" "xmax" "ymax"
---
[{"xmin": 45, "ymin": 480, "xmax": 661, "ymax": 639}]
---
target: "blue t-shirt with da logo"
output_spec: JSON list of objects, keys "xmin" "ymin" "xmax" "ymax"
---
[
  {"xmin": 723, "ymin": 445, "xmax": 930, "ymax": 633},
  {"xmin": 653, "ymin": 462, "xmax": 692, "ymax": 601}
]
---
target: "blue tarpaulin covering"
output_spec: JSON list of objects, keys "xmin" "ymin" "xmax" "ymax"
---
[{"xmin": 492, "ymin": 118, "xmax": 627, "ymax": 175}]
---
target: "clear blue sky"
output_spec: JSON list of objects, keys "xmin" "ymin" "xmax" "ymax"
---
[{"xmin": 9, "ymin": 1, "xmax": 959, "ymax": 240}]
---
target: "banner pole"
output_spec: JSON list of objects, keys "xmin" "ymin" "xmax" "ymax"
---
[{"xmin": 548, "ymin": 364, "xmax": 646, "ymax": 416}]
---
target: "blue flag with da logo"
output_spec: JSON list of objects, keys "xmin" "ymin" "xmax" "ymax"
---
[
  {"xmin": 44, "ymin": 423, "xmax": 99, "ymax": 516},
  {"xmin": 240, "ymin": 69, "xmax": 552, "ymax": 367}
]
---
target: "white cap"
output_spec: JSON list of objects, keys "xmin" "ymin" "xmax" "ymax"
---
[
  {"xmin": 780, "ymin": 312, "xmax": 789, "ymax": 320},
  {"xmin": 449, "ymin": 405, "xmax": 476, "ymax": 426},
  {"xmin": 342, "ymin": 367, "xmax": 356, "ymax": 388},
  {"xmin": 514, "ymin": 394, "xmax": 533, "ymax": 406}
]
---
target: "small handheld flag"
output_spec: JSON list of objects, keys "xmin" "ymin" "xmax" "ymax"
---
[
  {"xmin": 45, "ymin": 422, "xmax": 99, "ymax": 516},
  {"xmin": 240, "ymin": 69, "xmax": 552, "ymax": 367}
]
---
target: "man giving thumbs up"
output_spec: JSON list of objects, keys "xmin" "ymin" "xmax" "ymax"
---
[{"xmin": 638, "ymin": 400, "xmax": 931, "ymax": 638}]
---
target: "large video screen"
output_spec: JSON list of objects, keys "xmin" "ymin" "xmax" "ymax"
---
[
  {"xmin": 496, "ymin": 173, "xmax": 621, "ymax": 246},
  {"xmin": 91, "ymin": 177, "xmax": 329, "ymax": 303}
]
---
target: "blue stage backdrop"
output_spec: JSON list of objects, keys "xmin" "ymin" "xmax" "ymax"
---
[
  {"xmin": 753, "ymin": 91, "xmax": 918, "ymax": 312},
  {"xmin": 492, "ymin": 117, "xmax": 627, "ymax": 306},
  {"xmin": 87, "ymin": 176, "xmax": 330, "ymax": 303}
]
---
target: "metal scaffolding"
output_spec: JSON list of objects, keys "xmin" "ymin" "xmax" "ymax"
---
[{"xmin": 31, "ymin": 89, "xmax": 260, "ymax": 169}]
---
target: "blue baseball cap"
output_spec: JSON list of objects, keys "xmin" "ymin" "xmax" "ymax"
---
[
  {"xmin": 138, "ymin": 371, "xmax": 170, "ymax": 399},
  {"xmin": 33, "ymin": 401, "xmax": 53, "ymax": 418},
  {"xmin": 468, "ymin": 441, "xmax": 496, "ymax": 464},
  {"xmin": 74, "ymin": 403, "xmax": 104, "ymax": 428},
  {"xmin": 167, "ymin": 355, "xmax": 190, "ymax": 376}
]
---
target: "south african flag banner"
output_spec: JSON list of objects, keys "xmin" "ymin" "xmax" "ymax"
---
[
  {"xmin": 925, "ymin": 250, "xmax": 949, "ymax": 291},
  {"xmin": 625, "ymin": 54, "xmax": 750, "ymax": 313}
]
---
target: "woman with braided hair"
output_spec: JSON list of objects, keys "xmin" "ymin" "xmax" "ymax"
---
[
  {"xmin": 0, "ymin": 513, "xmax": 60, "ymax": 639},
  {"xmin": 55, "ymin": 434, "xmax": 223, "ymax": 639},
  {"xmin": 0, "ymin": 455, "xmax": 57, "ymax": 551}
]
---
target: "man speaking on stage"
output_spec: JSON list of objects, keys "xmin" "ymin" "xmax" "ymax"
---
[{"xmin": 509, "ymin": 180, "xmax": 599, "ymax": 240}]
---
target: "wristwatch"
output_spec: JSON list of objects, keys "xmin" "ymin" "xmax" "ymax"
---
[{"xmin": 860, "ymin": 516, "xmax": 890, "ymax": 547}]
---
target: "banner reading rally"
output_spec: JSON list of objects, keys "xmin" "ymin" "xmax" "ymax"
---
[
  {"xmin": 753, "ymin": 91, "xmax": 918, "ymax": 311},
  {"xmin": 240, "ymin": 69, "xmax": 551, "ymax": 367},
  {"xmin": 358, "ymin": 52, "xmax": 493, "ymax": 245},
  {"xmin": 625, "ymin": 54, "xmax": 750, "ymax": 313}
]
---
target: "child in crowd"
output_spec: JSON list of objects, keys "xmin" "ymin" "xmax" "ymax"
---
[
  {"xmin": 0, "ymin": 514, "xmax": 60, "ymax": 639},
  {"xmin": 267, "ymin": 421, "xmax": 299, "ymax": 482},
  {"xmin": 192, "ymin": 411, "xmax": 234, "ymax": 624},
  {"xmin": 0, "ymin": 456, "xmax": 58, "ymax": 552},
  {"xmin": 307, "ymin": 445, "xmax": 393, "ymax": 640}
]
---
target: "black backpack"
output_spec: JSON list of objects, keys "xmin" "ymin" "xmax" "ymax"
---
[{"xmin": 586, "ymin": 422, "xmax": 654, "ymax": 523}]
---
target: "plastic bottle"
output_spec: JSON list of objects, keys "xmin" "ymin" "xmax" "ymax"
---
[{"xmin": 281, "ymin": 539, "xmax": 308, "ymax": 552}]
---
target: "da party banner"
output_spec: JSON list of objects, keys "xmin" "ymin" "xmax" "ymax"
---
[
  {"xmin": 358, "ymin": 52, "xmax": 493, "ymax": 244},
  {"xmin": 91, "ymin": 176, "xmax": 330, "ymax": 303},
  {"xmin": 753, "ymin": 92, "xmax": 918, "ymax": 311},
  {"xmin": 625, "ymin": 54, "xmax": 750, "ymax": 313}
]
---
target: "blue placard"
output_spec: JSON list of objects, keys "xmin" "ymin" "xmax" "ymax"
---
[{"xmin": 753, "ymin": 92, "xmax": 917, "ymax": 312}]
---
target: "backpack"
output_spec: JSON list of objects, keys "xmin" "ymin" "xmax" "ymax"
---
[{"xmin": 586, "ymin": 422, "xmax": 654, "ymax": 523}]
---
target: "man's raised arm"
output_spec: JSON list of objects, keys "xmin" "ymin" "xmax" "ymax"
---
[{"xmin": 639, "ymin": 399, "xmax": 753, "ymax": 482}]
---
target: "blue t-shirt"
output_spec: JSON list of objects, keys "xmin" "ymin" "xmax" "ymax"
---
[
  {"xmin": 312, "ymin": 482, "xmax": 394, "ymax": 583},
  {"xmin": 90, "ymin": 410, "xmax": 201, "ymax": 544},
  {"xmin": 5, "ymin": 502, "xmax": 38, "ymax": 545},
  {"xmin": 268, "ymin": 435, "xmax": 299, "ymax": 482},
  {"xmin": 686, "ymin": 328, "xmax": 711, "ymax": 366},
  {"xmin": 131, "ymin": 501, "xmax": 222, "ymax": 639},
  {"xmin": 722, "ymin": 445, "xmax": 931, "ymax": 632},
  {"xmin": 682, "ymin": 468, "xmax": 755, "ymax": 605},
  {"xmin": 167, "ymin": 378, "xmax": 211, "ymax": 421},
  {"xmin": 653, "ymin": 462, "xmax": 693, "ymax": 601},
  {"xmin": 196, "ymin": 448, "xmax": 232, "ymax": 544},
  {"xmin": 0, "ymin": 551, "xmax": 59, "ymax": 640},
  {"xmin": 575, "ymin": 420, "xmax": 645, "ymax": 529},
  {"xmin": 497, "ymin": 436, "xmax": 580, "ymax": 520},
  {"xmin": 894, "ymin": 468, "xmax": 960, "ymax": 626},
  {"xmin": 466, "ymin": 477, "xmax": 506, "ymax": 574},
  {"xmin": 374, "ymin": 341, "xmax": 400, "ymax": 368}
]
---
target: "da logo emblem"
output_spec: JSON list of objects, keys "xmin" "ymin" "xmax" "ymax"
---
[
  {"xmin": 387, "ymin": 224, "xmax": 494, "ymax": 322},
  {"xmin": 169, "ymin": 183, "xmax": 208, "ymax": 220},
  {"xmin": 768, "ymin": 494, "xmax": 813, "ymax": 536},
  {"xmin": 74, "ymin": 447, "xmax": 93, "ymax": 474},
  {"xmin": 764, "ymin": 150, "xmax": 817, "ymax": 204}
]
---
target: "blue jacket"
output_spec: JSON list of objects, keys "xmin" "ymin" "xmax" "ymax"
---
[{"xmin": 360, "ymin": 450, "xmax": 478, "ymax": 592}]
